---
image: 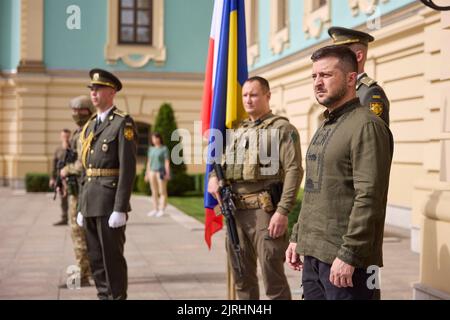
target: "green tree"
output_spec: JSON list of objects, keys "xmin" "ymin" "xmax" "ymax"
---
[{"xmin": 152, "ymin": 103, "xmax": 193, "ymax": 195}]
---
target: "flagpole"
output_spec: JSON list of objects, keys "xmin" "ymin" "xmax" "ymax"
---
[{"xmin": 227, "ymin": 257, "xmax": 236, "ymax": 300}]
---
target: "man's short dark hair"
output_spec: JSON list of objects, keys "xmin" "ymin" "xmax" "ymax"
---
[
  {"xmin": 244, "ymin": 76, "xmax": 270, "ymax": 93},
  {"xmin": 62, "ymin": 129, "xmax": 71, "ymax": 135},
  {"xmin": 311, "ymin": 45, "xmax": 358, "ymax": 73}
]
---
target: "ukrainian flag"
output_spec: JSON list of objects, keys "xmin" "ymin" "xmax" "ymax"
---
[{"xmin": 201, "ymin": 0, "xmax": 248, "ymax": 248}]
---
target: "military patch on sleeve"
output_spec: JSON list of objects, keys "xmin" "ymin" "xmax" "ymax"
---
[
  {"xmin": 370, "ymin": 101, "xmax": 384, "ymax": 117},
  {"xmin": 290, "ymin": 131, "xmax": 299, "ymax": 143},
  {"xmin": 124, "ymin": 124, "xmax": 134, "ymax": 141}
]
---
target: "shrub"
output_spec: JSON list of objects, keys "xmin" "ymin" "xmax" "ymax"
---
[
  {"xmin": 25, "ymin": 173, "xmax": 51, "ymax": 192},
  {"xmin": 167, "ymin": 173, "xmax": 194, "ymax": 196}
]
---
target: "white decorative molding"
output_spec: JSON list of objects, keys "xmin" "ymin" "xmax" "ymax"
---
[
  {"xmin": 245, "ymin": 0, "xmax": 260, "ymax": 66},
  {"xmin": 303, "ymin": 0, "xmax": 331, "ymax": 40},
  {"xmin": 105, "ymin": 0, "xmax": 166, "ymax": 68},
  {"xmin": 348, "ymin": 0, "xmax": 389, "ymax": 16},
  {"xmin": 270, "ymin": 0, "xmax": 289, "ymax": 55}
]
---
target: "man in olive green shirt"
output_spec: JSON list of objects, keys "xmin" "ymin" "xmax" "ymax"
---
[
  {"xmin": 208, "ymin": 76, "xmax": 303, "ymax": 300},
  {"xmin": 286, "ymin": 46, "xmax": 393, "ymax": 300}
]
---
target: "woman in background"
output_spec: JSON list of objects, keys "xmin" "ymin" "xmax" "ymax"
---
[{"xmin": 145, "ymin": 132, "xmax": 170, "ymax": 217}]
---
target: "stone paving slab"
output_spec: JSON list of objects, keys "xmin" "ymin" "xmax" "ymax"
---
[{"xmin": 0, "ymin": 188, "xmax": 419, "ymax": 300}]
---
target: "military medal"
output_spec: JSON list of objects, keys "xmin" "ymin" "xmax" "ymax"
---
[{"xmin": 102, "ymin": 143, "xmax": 109, "ymax": 152}]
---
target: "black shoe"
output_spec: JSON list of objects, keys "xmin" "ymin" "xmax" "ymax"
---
[{"xmin": 53, "ymin": 220, "xmax": 68, "ymax": 226}]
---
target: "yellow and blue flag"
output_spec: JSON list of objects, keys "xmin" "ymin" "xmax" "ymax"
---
[{"xmin": 201, "ymin": 0, "xmax": 248, "ymax": 248}]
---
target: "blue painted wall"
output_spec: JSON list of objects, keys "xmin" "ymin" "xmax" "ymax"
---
[
  {"xmin": 44, "ymin": 0, "xmax": 214, "ymax": 72},
  {"xmin": 252, "ymin": 0, "xmax": 416, "ymax": 70},
  {"xmin": 0, "ymin": 0, "xmax": 21, "ymax": 72}
]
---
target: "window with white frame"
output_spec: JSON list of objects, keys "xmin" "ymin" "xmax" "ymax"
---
[{"xmin": 105, "ymin": 0, "xmax": 166, "ymax": 68}]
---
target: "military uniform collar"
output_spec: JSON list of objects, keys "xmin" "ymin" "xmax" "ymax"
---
[
  {"xmin": 245, "ymin": 111, "xmax": 273, "ymax": 126},
  {"xmin": 97, "ymin": 105, "xmax": 116, "ymax": 123},
  {"xmin": 323, "ymin": 98, "xmax": 359, "ymax": 123}
]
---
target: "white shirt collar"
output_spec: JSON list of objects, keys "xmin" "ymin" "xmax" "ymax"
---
[{"xmin": 97, "ymin": 105, "xmax": 115, "ymax": 123}]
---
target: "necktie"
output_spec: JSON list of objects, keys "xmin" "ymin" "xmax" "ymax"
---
[{"xmin": 95, "ymin": 118, "xmax": 102, "ymax": 131}]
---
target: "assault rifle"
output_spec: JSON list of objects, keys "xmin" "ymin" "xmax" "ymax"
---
[{"xmin": 213, "ymin": 162, "xmax": 242, "ymax": 278}]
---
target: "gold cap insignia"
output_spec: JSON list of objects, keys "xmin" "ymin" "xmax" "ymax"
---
[
  {"xmin": 370, "ymin": 102, "xmax": 383, "ymax": 117},
  {"xmin": 93, "ymin": 73, "xmax": 100, "ymax": 81},
  {"xmin": 124, "ymin": 126, "xmax": 134, "ymax": 141}
]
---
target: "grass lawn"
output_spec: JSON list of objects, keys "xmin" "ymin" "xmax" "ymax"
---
[
  {"xmin": 167, "ymin": 189, "xmax": 304, "ymax": 233},
  {"xmin": 168, "ymin": 196, "xmax": 205, "ymax": 224}
]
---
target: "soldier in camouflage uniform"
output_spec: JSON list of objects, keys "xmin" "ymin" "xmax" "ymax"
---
[
  {"xmin": 50, "ymin": 129, "xmax": 71, "ymax": 226},
  {"xmin": 60, "ymin": 96, "xmax": 96, "ymax": 286},
  {"xmin": 208, "ymin": 76, "xmax": 303, "ymax": 300},
  {"xmin": 328, "ymin": 26, "xmax": 390, "ymax": 126}
]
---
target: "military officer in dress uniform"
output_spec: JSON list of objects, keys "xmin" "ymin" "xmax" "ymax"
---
[
  {"xmin": 328, "ymin": 26, "xmax": 390, "ymax": 126},
  {"xmin": 208, "ymin": 76, "xmax": 303, "ymax": 300},
  {"xmin": 77, "ymin": 69, "xmax": 137, "ymax": 300}
]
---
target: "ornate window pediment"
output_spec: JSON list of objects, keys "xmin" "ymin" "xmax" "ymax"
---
[
  {"xmin": 270, "ymin": 0, "xmax": 290, "ymax": 55},
  {"xmin": 348, "ymin": 0, "xmax": 389, "ymax": 16},
  {"xmin": 303, "ymin": 0, "xmax": 331, "ymax": 39},
  {"xmin": 106, "ymin": 0, "xmax": 166, "ymax": 68}
]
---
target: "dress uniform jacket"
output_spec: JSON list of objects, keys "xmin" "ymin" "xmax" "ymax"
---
[
  {"xmin": 79, "ymin": 107, "xmax": 137, "ymax": 217},
  {"xmin": 357, "ymin": 73, "xmax": 390, "ymax": 126}
]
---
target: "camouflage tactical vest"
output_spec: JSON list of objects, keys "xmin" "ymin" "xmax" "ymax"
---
[{"xmin": 225, "ymin": 115, "xmax": 288, "ymax": 182}]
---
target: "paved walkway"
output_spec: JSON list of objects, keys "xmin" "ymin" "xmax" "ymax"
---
[{"xmin": 0, "ymin": 188, "xmax": 419, "ymax": 300}]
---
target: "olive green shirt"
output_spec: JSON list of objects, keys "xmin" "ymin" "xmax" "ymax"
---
[{"xmin": 291, "ymin": 98, "xmax": 393, "ymax": 268}]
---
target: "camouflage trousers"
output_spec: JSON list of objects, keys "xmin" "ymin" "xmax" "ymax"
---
[{"xmin": 68, "ymin": 195, "xmax": 91, "ymax": 281}]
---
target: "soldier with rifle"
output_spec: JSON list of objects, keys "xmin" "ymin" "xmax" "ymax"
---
[
  {"xmin": 50, "ymin": 129, "xmax": 71, "ymax": 226},
  {"xmin": 208, "ymin": 76, "xmax": 303, "ymax": 300},
  {"xmin": 59, "ymin": 96, "xmax": 96, "ymax": 287}
]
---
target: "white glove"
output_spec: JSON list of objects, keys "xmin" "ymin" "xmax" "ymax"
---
[
  {"xmin": 108, "ymin": 211, "xmax": 127, "ymax": 228},
  {"xmin": 76, "ymin": 212, "xmax": 84, "ymax": 227}
]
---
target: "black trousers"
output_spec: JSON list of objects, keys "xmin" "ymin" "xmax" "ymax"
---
[
  {"xmin": 84, "ymin": 216, "xmax": 127, "ymax": 300},
  {"xmin": 302, "ymin": 256, "xmax": 380, "ymax": 300}
]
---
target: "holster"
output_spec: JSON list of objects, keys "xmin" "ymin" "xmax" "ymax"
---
[{"xmin": 235, "ymin": 190, "xmax": 276, "ymax": 214}]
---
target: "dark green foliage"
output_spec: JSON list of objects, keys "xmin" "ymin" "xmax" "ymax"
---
[
  {"xmin": 25, "ymin": 173, "xmax": 51, "ymax": 192},
  {"xmin": 134, "ymin": 168, "xmax": 151, "ymax": 195}
]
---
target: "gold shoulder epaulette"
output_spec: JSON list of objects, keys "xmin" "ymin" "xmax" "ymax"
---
[
  {"xmin": 360, "ymin": 75, "xmax": 377, "ymax": 87},
  {"xmin": 113, "ymin": 109, "xmax": 128, "ymax": 118}
]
